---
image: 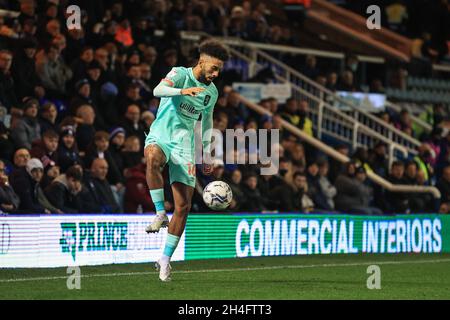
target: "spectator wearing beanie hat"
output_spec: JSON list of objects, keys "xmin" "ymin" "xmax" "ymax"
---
[
  {"xmin": 108, "ymin": 127, "xmax": 126, "ymax": 175},
  {"xmin": 57, "ymin": 125, "xmax": 82, "ymax": 172},
  {"xmin": 10, "ymin": 97, "xmax": 41, "ymax": 149}
]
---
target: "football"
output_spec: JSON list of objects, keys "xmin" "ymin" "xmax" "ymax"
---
[{"xmin": 202, "ymin": 181, "xmax": 233, "ymax": 211}]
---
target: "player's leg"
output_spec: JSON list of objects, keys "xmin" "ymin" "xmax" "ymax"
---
[
  {"xmin": 168, "ymin": 182, "xmax": 194, "ymax": 236},
  {"xmin": 157, "ymin": 182, "xmax": 194, "ymax": 281},
  {"xmin": 144, "ymin": 144, "xmax": 169, "ymax": 233}
]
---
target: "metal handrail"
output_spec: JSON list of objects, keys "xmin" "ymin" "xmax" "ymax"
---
[
  {"xmin": 384, "ymin": 101, "xmax": 432, "ymax": 133},
  {"xmin": 236, "ymin": 94, "xmax": 441, "ymax": 199},
  {"xmin": 283, "ymin": 76, "xmax": 413, "ymax": 162},
  {"xmin": 252, "ymin": 49, "xmax": 422, "ymax": 148}
]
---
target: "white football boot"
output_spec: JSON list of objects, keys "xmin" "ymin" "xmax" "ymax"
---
[
  {"xmin": 155, "ymin": 259, "xmax": 172, "ymax": 282},
  {"xmin": 145, "ymin": 214, "xmax": 169, "ymax": 233}
]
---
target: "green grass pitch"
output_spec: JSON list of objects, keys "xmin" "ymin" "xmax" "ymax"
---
[{"xmin": 1, "ymin": 253, "xmax": 449, "ymax": 299}]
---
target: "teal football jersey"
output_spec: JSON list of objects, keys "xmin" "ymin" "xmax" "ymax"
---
[{"xmin": 149, "ymin": 66, "xmax": 218, "ymax": 136}]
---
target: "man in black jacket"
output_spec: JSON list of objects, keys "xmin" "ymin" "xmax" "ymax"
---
[
  {"xmin": 81, "ymin": 158, "xmax": 120, "ymax": 213},
  {"xmin": 11, "ymin": 38, "xmax": 45, "ymax": 101},
  {"xmin": 241, "ymin": 172, "xmax": 267, "ymax": 212},
  {"xmin": 0, "ymin": 50, "xmax": 19, "ymax": 112},
  {"xmin": 45, "ymin": 165, "xmax": 83, "ymax": 213},
  {"xmin": 120, "ymin": 104, "xmax": 145, "ymax": 148},
  {"xmin": 10, "ymin": 158, "xmax": 57, "ymax": 213},
  {"xmin": 386, "ymin": 161, "xmax": 410, "ymax": 213},
  {"xmin": 0, "ymin": 160, "xmax": 20, "ymax": 213},
  {"xmin": 84, "ymin": 131, "xmax": 123, "ymax": 186}
]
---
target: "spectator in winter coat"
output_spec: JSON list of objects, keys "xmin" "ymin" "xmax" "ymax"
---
[
  {"xmin": 10, "ymin": 98, "xmax": 41, "ymax": 150},
  {"xmin": 120, "ymin": 104, "xmax": 145, "ymax": 148},
  {"xmin": 45, "ymin": 165, "xmax": 83, "ymax": 213},
  {"xmin": 241, "ymin": 172, "xmax": 267, "ymax": 212},
  {"xmin": 317, "ymin": 158, "xmax": 337, "ymax": 210},
  {"xmin": 35, "ymin": 44, "xmax": 73, "ymax": 99},
  {"xmin": 292, "ymin": 172, "xmax": 315, "ymax": 213},
  {"xmin": 108, "ymin": 127, "xmax": 126, "ymax": 175},
  {"xmin": 335, "ymin": 163, "xmax": 382, "ymax": 215},
  {"xmin": 75, "ymin": 104, "xmax": 96, "ymax": 153},
  {"xmin": 8, "ymin": 148, "xmax": 31, "ymax": 186},
  {"xmin": 386, "ymin": 161, "xmax": 410, "ymax": 213},
  {"xmin": 57, "ymin": 126, "xmax": 82, "ymax": 172},
  {"xmin": 306, "ymin": 161, "xmax": 331, "ymax": 210},
  {"xmin": 81, "ymin": 158, "xmax": 120, "ymax": 213},
  {"xmin": 84, "ymin": 131, "xmax": 123, "ymax": 185},
  {"xmin": 38, "ymin": 102, "xmax": 58, "ymax": 135},
  {"xmin": 11, "ymin": 158, "xmax": 59, "ymax": 213},
  {"xmin": 0, "ymin": 160, "xmax": 20, "ymax": 213},
  {"xmin": 11, "ymin": 38, "xmax": 45, "ymax": 101},
  {"xmin": 30, "ymin": 129, "xmax": 59, "ymax": 166},
  {"xmin": 0, "ymin": 50, "xmax": 20, "ymax": 113}
]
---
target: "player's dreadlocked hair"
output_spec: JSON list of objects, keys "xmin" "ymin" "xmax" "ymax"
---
[{"xmin": 198, "ymin": 39, "xmax": 230, "ymax": 62}]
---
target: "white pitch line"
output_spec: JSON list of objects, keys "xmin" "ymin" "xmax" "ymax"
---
[{"xmin": 1, "ymin": 258, "xmax": 450, "ymax": 283}]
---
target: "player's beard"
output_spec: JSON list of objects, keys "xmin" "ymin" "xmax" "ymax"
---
[{"xmin": 200, "ymin": 66, "xmax": 211, "ymax": 85}]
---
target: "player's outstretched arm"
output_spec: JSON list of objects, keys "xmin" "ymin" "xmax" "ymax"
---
[{"xmin": 153, "ymin": 80, "xmax": 205, "ymax": 98}]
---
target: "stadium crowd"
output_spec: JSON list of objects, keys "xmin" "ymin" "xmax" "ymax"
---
[{"xmin": 0, "ymin": 0, "xmax": 449, "ymax": 215}]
